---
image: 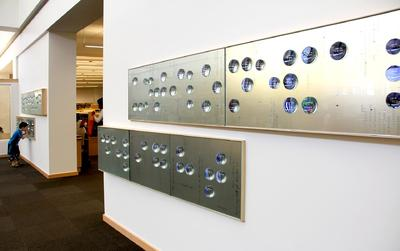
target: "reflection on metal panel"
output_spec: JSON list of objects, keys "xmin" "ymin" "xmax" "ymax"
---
[
  {"xmin": 21, "ymin": 89, "xmax": 47, "ymax": 116},
  {"xmin": 226, "ymin": 11, "xmax": 400, "ymax": 137},
  {"xmin": 128, "ymin": 49, "xmax": 225, "ymax": 126},
  {"xmin": 16, "ymin": 116, "xmax": 35, "ymax": 140},
  {"xmin": 98, "ymin": 127, "xmax": 130, "ymax": 180}
]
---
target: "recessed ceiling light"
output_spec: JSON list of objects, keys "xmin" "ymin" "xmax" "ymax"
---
[{"xmin": 84, "ymin": 44, "xmax": 103, "ymax": 49}]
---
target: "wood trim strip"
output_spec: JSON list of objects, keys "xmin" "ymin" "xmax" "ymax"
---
[
  {"xmin": 102, "ymin": 214, "xmax": 159, "ymax": 251},
  {"xmin": 20, "ymin": 155, "xmax": 78, "ymax": 179}
]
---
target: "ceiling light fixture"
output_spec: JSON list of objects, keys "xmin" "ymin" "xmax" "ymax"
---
[{"xmin": 84, "ymin": 44, "xmax": 103, "ymax": 49}]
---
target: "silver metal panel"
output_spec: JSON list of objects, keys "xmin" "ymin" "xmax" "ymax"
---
[
  {"xmin": 171, "ymin": 135, "xmax": 244, "ymax": 220},
  {"xmin": 98, "ymin": 127, "xmax": 130, "ymax": 180},
  {"xmin": 16, "ymin": 116, "xmax": 35, "ymax": 140},
  {"xmin": 130, "ymin": 130, "xmax": 171, "ymax": 194},
  {"xmin": 226, "ymin": 11, "xmax": 400, "ymax": 138},
  {"xmin": 128, "ymin": 49, "xmax": 225, "ymax": 126},
  {"xmin": 21, "ymin": 89, "xmax": 47, "ymax": 116}
]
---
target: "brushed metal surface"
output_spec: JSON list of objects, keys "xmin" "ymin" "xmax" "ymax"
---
[
  {"xmin": 128, "ymin": 49, "xmax": 225, "ymax": 126},
  {"xmin": 130, "ymin": 130, "xmax": 171, "ymax": 194},
  {"xmin": 98, "ymin": 127, "xmax": 130, "ymax": 180},
  {"xmin": 16, "ymin": 116, "xmax": 35, "ymax": 140},
  {"xmin": 21, "ymin": 89, "xmax": 47, "ymax": 116},
  {"xmin": 226, "ymin": 11, "xmax": 400, "ymax": 137}
]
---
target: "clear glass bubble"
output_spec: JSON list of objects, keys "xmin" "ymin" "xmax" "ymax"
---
[
  {"xmin": 330, "ymin": 41, "xmax": 347, "ymax": 60},
  {"xmin": 204, "ymin": 168, "xmax": 215, "ymax": 181},
  {"xmin": 386, "ymin": 65, "xmax": 400, "ymax": 82},
  {"xmin": 152, "ymin": 157, "xmax": 160, "ymax": 167},
  {"xmin": 148, "ymin": 89, "xmax": 154, "ymax": 97},
  {"xmin": 105, "ymin": 136, "xmax": 111, "ymax": 144},
  {"xmin": 169, "ymin": 86, "xmax": 177, "ymax": 96},
  {"xmin": 386, "ymin": 38, "xmax": 400, "ymax": 55},
  {"xmin": 105, "ymin": 146, "xmax": 111, "ymax": 155},
  {"xmin": 134, "ymin": 153, "xmax": 142, "ymax": 163},
  {"xmin": 216, "ymin": 171, "xmax": 227, "ymax": 183},
  {"xmin": 302, "ymin": 46, "xmax": 318, "ymax": 64},
  {"xmin": 283, "ymin": 97, "xmax": 298, "ymax": 113},
  {"xmin": 110, "ymin": 136, "xmax": 117, "ymax": 145},
  {"xmin": 115, "ymin": 149, "xmax": 122, "ymax": 158},
  {"xmin": 132, "ymin": 103, "xmax": 138, "ymax": 112},
  {"xmin": 132, "ymin": 77, "xmax": 138, "ymax": 86},
  {"xmin": 269, "ymin": 77, "xmax": 280, "ymax": 89},
  {"xmin": 154, "ymin": 88, "xmax": 160, "ymax": 97},
  {"xmin": 187, "ymin": 71, "xmax": 193, "ymax": 80},
  {"xmin": 100, "ymin": 135, "xmax": 106, "ymax": 143},
  {"xmin": 122, "ymin": 162, "xmax": 129, "ymax": 172},
  {"xmin": 160, "ymin": 159, "xmax": 168, "ymax": 169},
  {"xmin": 144, "ymin": 102, "xmax": 149, "ymax": 109},
  {"xmin": 148, "ymin": 77, "xmax": 154, "ymax": 85},
  {"xmin": 255, "ymin": 59, "xmax": 265, "ymax": 71},
  {"xmin": 229, "ymin": 59, "xmax": 239, "ymax": 73},
  {"xmin": 184, "ymin": 164, "xmax": 195, "ymax": 175},
  {"xmin": 152, "ymin": 143, "xmax": 160, "ymax": 153},
  {"xmin": 138, "ymin": 103, "xmax": 144, "ymax": 112},
  {"xmin": 201, "ymin": 100, "xmax": 211, "ymax": 112},
  {"xmin": 186, "ymin": 100, "xmax": 194, "ymax": 109},
  {"xmin": 176, "ymin": 146, "xmax": 185, "ymax": 157},
  {"xmin": 160, "ymin": 72, "xmax": 167, "ymax": 82},
  {"xmin": 186, "ymin": 85, "xmax": 194, "ymax": 94},
  {"xmin": 202, "ymin": 64, "xmax": 211, "ymax": 77},
  {"xmin": 241, "ymin": 78, "xmax": 254, "ymax": 92},
  {"xmin": 204, "ymin": 185, "xmax": 215, "ymax": 198},
  {"xmin": 229, "ymin": 99, "xmax": 240, "ymax": 113},
  {"xmin": 212, "ymin": 81, "xmax": 222, "ymax": 94},
  {"xmin": 161, "ymin": 87, "xmax": 167, "ymax": 97},
  {"xmin": 216, "ymin": 153, "xmax": 227, "ymax": 165},
  {"xmin": 241, "ymin": 57, "xmax": 252, "ymax": 71},
  {"xmin": 141, "ymin": 141, "xmax": 148, "ymax": 151},
  {"xmin": 302, "ymin": 97, "xmax": 318, "ymax": 114},
  {"xmin": 177, "ymin": 69, "xmax": 185, "ymax": 80},
  {"xmin": 283, "ymin": 50, "xmax": 296, "ymax": 66},
  {"xmin": 176, "ymin": 162, "xmax": 185, "ymax": 173},
  {"xmin": 386, "ymin": 92, "xmax": 400, "ymax": 109},
  {"xmin": 143, "ymin": 78, "xmax": 150, "ymax": 85},
  {"xmin": 160, "ymin": 144, "xmax": 168, "ymax": 154},
  {"xmin": 153, "ymin": 102, "xmax": 160, "ymax": 112},
  {"xmin": 122, "ymin": 151, "xmax": 129, "ymax": 160},
  {"xmin": 283, "ymin": 73, "xmax": 298, "ymax": 90},
  {"xmin": 122, "ymin": 138, "xmax": 129, "ymax": 147}
]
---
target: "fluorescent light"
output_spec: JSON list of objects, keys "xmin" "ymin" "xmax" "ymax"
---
[
  {"xmin": 84, "ymin": 44, "xmax": 103, "ymax": 49},
  {"xmin": 77, "ymin": 85, "xmax": 99, "ymax": 88}
]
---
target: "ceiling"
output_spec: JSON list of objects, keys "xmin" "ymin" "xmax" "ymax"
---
[{"xmin": 76, "ymin": 17, "xmax": 103, "ymax": 88}]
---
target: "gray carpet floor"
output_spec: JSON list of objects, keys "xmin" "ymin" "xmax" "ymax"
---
[{"xmin": 0, "ymin": 157, "xmax": 143, "ymax": 251}]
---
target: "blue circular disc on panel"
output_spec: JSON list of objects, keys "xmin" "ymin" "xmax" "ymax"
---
[
  {"xmin": 301, "ymin": 97, "xmax": 318, "ymax": 114},
  {"xmin": 385, "ymin": 65, "xmax": 400, "ymax": 82},
  {"xmin": 241, "ymin": 78, "xmax": 254, "ymax": 92},
  {"xmin": 269, "ymin": 77, "xmax": 280, "ymax": 89},
  {"xmin": 283, "ymin": 97, "xmax": 298, "ymax": 113},
  {"xmin": 386, "ymin": 38, "xmax": 400, "ymax": 55},
  {"xmin": 283, "ymin": 74, "xmax": 298, "ymax": 90},
  {"xmin": 283, "ymin": 50, "xmax": 296, "ymax": 66},
  {"xmin": 386, "ymin": 92, "xmax": 400, "ymax": 109},
  {"xmin": 301, "ymin": 46, "xmax": 318, "ymax": 64},
  {"xmin": 330, "ymin": 41, "xmax": 347, "ymax": 60}
]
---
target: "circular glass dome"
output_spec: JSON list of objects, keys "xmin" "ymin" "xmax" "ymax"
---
[
  {"xmin": 132, "ymin": 103, "xmax": 138, "ymax": 112},
  {"xmin": 134, "ymin": 153, "xmax": 142, "ymax": 163},
  {"xmin": 105, "ymin": 146, "xmax": 111, "ymax": 155},
  {"xmin": 202, "ymin": 65, "xmax": 211, "ymax": 77},
  {"xmin": 115, "ymin": 149, "xmax": 122, "ymax": 158},
  {"xmin": 386, "ymin": 92, "xmax": 400, "ymax": 109},
  {"xmin": 283, "ymin": 97, "xmax": 298, "ymax": 113},
  {"xmin": 140, "ymin": 141, "xmax": 148, "ymax": 151},
  {"xmin": 283, "ymin": 74, "xmax": 298, "ymax": 90},
  {"xmin": 330, "ymin": 41, "xmax": 347, "ymax": 60},
  {"xmin": 204, "ymin": 168, "xmax": 215, "ymax": 181},
  {"xmin": 204, "ymin": 185, "xmax": 215, "ymax": 198},
  {"xmin": 122, "ymin": 151, "xmax": 129, "ymax": 160},
  {"xmin": 176, "ymin": 146, "xmax": 185, "ymax": 157},
  {"xmin": 152, "ymin": 157, "xmax": 160, "ymax": 167},
  {"xmin": 176, "ymin": 162, "xmax": 185, "ymax": 173},
  {"xmin": 122, "ymin": 138, "xmax": 129, "ymax": 148},
  {"xmin": 187, "ymin": 71, "xmax": 193, "ymax": 80},
  {"xmin": 385, "ymin": 65, "xmax": 400, "ymax": 82},
  {"xmin": 138, "ymin": 103, "xmax": 144, "ymax": 112},
  {"xmin": 184, "ymin": 164, "xmax": 195, "ymax": 175},
  {"xmin": 154, "ymin": 88, "xmax": 160, "ymax": 98},
  {"xmin": 216, "ymin": 170, "xmax": 227, "ymax": 183},
  {"xmin": 105, "ymin": 136, "xmax": 111, "ymax": 144},
  {"xmin": 241, "ymin": 78, "xmax": 254, "ymax": 92},
  {"xmin": 153, "ymin": 102, "xmax": 161, "ymax": 112},
  {"xmin": 160, "ymin": 159, "xmax": 168, "ymax": 169},
  {"xmin": 255, "ymin": 59, "xmax": 265, "ymax": 71},
  {"xmin": 228, "ymin": 59, "xmax": 240, "ymax": 73},
  {"xmin": 152, "ymin": 143, "xmax": 160, "ymax": 153},
  {"xmin": 160, "ymin": 87, "xmax": 167, "ymax": 97},
  {"xmin": 160, "ymin": 72, "xmax": 167, "ymax": 82},
  {"xmin": 186, "ymin": 85, "xmax": 194, "ymax": 94},
  {"xmin": 283, "ymin": 50, "xmax": 296, "ymax": 66},
  {"xmin": 122, "ymin": 162, "xmax": 129, "ymax": 172},
  {"xmin": 241, "ymin": 57, "xmax": 252, "ymax": 71},
  {"xmin": 100, "ymin": 135, "xmax": 106, "ymax": 143},
  {"xmin": 269, "ymin": 77, "xmax": 280, "ymax": 89},
  {"xmin": 148, "ymin": 77, "xmax": 154, "ymax": 85},
  {"xmin": 132, "ymin": 77, "xmax": 138, "ymax": 86},
  {"xmin": 216, "ymin": 153, "xmax": 227, "ymax": 165},
  {"xmin": 186, "ymin": 100, "xmax": 194, "ymax": 109},
  {"xmin": 110, "ymin": 136, "xmax": 117, "ymax": 145},
  {"xmin": 169, "ymin": 86, "xmax": 177, "ymax": 96},
  {"xmin": 148, "ymin": 89, "xmax": 154, "ymax": 97},
  {"xmin": 143, "ymin": 78, "xmax": 149, "ymax": 86},
  {"xmin": 177, "ymin": 69, "xmax": 185, "ymax": 80},
  {"xmin": 212, "ymin": 81, "xmax": 222, "ymax": 94},
  {"xmin": 201, "ymin": 100, "xmax": 212, "ymax": 112},
  {"xmin": 301, "ymin": 46, "xmax": 318, "ymax": 64},
  {"xmin": 229, "ymin": 99, "xmax": 240, "ymax": 113},
  {"xmin": 386, "ymin": 38, "xmax": 400, "ymax": 55},
  {"xmin": 302, "ymin": 97, "xmax": 318, "ymax": 114},
  {"xmin": 160, "ymin": 144, "xmax": 168, "ymax": 154}
]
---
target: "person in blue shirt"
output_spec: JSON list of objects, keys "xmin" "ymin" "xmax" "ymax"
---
[{"xmin": 8, "ymin": 122, "xmax": 28, "ymax": 168}]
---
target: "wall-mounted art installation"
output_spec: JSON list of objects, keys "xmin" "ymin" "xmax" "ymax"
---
[
  {"xmin": 98, "ymin": 126, "xmax": 245, "ymax": 220},
  {"xmin": 16, "ymin": 116, "xmax": 35, "ymax": 140},
  {"xmin": 21, "ymin": 88, "xmax": 47, "ymax": 116},
  {"xmin": 128, "ymin": 49, "xmax": 225, "ymax": 126},
  {"xmin": 127, "ymin": 11, "xmax": 400, "ymax": 138}
]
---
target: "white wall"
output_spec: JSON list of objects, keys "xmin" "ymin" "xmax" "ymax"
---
[
  {"xmin": 17, "ymin": 33, "xmax": 50, "ymax": 173},
  {"xmin": 76, "ymin": 87, "xmax": 103, "ymax": 103},
  {"xmin": 17, "ymin": 0, "xmax": 41, "ymax": 27},
  {"xmin": 48, "ymin": 32, "xmax": 77, "ymax": 174},
  {"xmin": 0, "ymin": 0, "xmax": 19, "ymax": 29},
  {"xmin": 103, "ymin": 1, "xmax": 400, "ymax": 251},
  {"xmin": 0, "ymin": 80, "xmax": 18, "ymax": 156}
]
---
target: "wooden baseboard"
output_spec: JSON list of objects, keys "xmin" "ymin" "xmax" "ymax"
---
[
  {"xmin": 0, "ymin": 154, "xmax": 7, "ymax": 158},
  {"xmin": 103, "ymin": 214, "xmax": 159, "ymax": 251},
  {"xmin": 20, "ymin": 155, "xmax": 79, "ymax": 179}
]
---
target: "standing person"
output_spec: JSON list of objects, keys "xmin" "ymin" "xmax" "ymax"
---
[
  {"xmin": 8, "ymin": 122, "xmax": 28, "ymax": 168},
  {"xmin": 92, "ymin": 97, "xmax": 103, "ymax": 136}
]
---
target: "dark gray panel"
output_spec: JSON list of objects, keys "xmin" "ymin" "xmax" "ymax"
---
[
  {"xmin": 128, "ymin": 49, "xmax": 225, "ymax": 126},
  {"xmin": 98, "ymin": 127, "xmax": 130, "ymax": 180},
  {"xmin": 130, "ymin": 131, "xmax": 171, "ymax": 194}
]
